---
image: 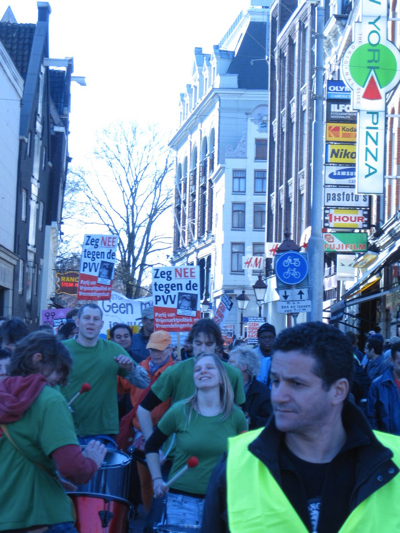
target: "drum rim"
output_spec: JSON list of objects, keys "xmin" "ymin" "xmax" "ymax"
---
[{"xmin": 67, "ymin": 492, "xmax": 132, "ymax": 506}]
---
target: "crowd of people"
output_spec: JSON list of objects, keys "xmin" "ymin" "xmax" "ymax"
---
[{"xmin": 1, "ymin": 310, "xmax": 400, "ymax": 532}]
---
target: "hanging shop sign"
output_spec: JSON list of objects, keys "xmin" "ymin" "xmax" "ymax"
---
[
  {"xmin": 326, "ymin": 101, "xmax": 357, "ymax": 122},
  {"xmin": 324, "ymin": 208, "xmax": 370, "ymax": 229},
  {"xmin": 341, "ymin": 0, "xmax": 400, "ymax": 194},
  {"xmin": 324, "ymin": 165, "xmax": 356, "ymax": 186},
  {"xmin": 56, "ymin": 271, "xmax": 79, "ymax": 295},
  {"xmin": 323, "ymin": 232, "xmax": 368, "ymax": 252},
  {"xmin": 326, "ymin": 123, "xmax": 357, "ymax": 143},
  {"xmin": 324, "ymin": 187, "xmax": 369, "ymax": 208},
  {"xmin": 326, "ymin": 80, "xmax": 352, "ymax": 100},
  {"xmin": 325, "ymin": 144, "xmax": 356, "ymax": 164}
]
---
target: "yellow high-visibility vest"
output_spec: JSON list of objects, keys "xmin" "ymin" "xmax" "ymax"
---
[{"xmin": 227, "ymin": 429, "xmax": 400, "ymax": 532}]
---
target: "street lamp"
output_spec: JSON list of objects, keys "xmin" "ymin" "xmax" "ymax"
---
[
  {"xmin": 236, "ymin": 290, "xmax": 249, "ymax": 337},
  {"xmin": 252, "ymin": 274, "xmax": 267, "ymax": 317},
  {"xmin": 201, "ymin": 292, "xmax": 210, "ymax": 317}
]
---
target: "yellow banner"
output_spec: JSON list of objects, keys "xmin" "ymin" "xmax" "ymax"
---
[
  {"xmin": 326, "ymin": 123, "xmax": 357, "ymax": 142},
  {"xmin": 325, "ymin": 144, "xmax": 356, "ymax": 164}
]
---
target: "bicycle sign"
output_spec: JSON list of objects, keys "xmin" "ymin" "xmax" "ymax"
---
[{"xmin": 275, "ymin": 252, "xmax": 308, "ymax": 285}]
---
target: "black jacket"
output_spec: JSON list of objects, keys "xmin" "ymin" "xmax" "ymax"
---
[
  {"xmin": 367, "ymin": 366, "xmax": 400, "ymax": 435},
  {"xmin": 244, "ymin": 377, "xmax": 272, "ymax": 430},
  {"xmin": 201, "ymin": 402, "xmax": 399, "ymax": 533}
]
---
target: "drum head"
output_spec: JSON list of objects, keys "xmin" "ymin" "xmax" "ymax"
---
[{"xmin": 103, "ymin": 449, "xmax": 131, "ymax": 467}]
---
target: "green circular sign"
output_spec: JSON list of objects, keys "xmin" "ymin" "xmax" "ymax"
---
[{"xmin": 349, "ymin": 44, "xmax": 397, "ymax": 88}]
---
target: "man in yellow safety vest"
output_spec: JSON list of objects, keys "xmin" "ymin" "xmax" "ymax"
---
[{"xmin": 201, "ymin": 321, "xmax": 400, "ymax": 533}]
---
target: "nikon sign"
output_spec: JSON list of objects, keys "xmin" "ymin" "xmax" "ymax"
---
[{"xmin": 341, "ymin": 0, "xmax": 400, "ymax": 194}]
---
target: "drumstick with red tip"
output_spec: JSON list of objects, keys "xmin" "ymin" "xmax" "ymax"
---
[
  {"xmin": 163, "ymin": 456, "xmax": 199, "ymax": 490},
  {"xmin": 68, "ymin": 383, "xmax": 91, "ymax": 406}
]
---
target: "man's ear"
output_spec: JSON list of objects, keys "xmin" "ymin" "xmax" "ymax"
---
[
  {"xmin": 331, "ymin": 378, "xmax": 350, "ymax": 405},
  {"xmin": 32, "ymin": 353, "xmax": 43, "ymax": 363}
]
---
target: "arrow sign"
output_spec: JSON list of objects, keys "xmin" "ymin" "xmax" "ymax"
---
[{"xmin": 277, "ymin": 288, "xmax": 309, "ymax": 301}]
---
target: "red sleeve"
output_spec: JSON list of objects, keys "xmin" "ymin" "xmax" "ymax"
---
[{"xmin": 51, "ymin": 444, "xmax": 98, "ymax": 484}]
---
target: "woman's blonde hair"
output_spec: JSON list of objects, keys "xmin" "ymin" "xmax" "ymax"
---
[{"xmin": 184, "ymin": 353, "xmax": 234, "ymax": 424}]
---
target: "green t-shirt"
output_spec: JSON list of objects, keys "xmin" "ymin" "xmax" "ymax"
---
[
  {"xmin": 61, "ymin": 338, "xmax": 132, "ymax": 435},
  {"xmin": 158, "ymin": 401, "xmax": 247, "ymax": 494},
  {"xmin": 151, "ymin": 358, "xmax": 246, "ymax": 406},
  {"xmin": 0, "ymin": 386, "xmax": 78, "ymax": 529}
]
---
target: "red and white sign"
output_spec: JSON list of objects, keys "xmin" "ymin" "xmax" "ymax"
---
[
  {"xmin": 265, "ymin": 243, "xmax": 281, "ymax": 258},
  {"xmin": 213, "ymin": 293, "xmax": 233, "ymax": 328},
  {"xmin": 77, "ymin": 234, "xmax": 119, "ymax": 301},
  {"xmin": 246, "ymin": 317, "xmax": 265, "ymax": 345},
  {"xmin": 324, "ymin": 208, "xmax": 370, "ymax": 229},
  {"xmin": 242, "ymin": 256, "xmax": 265, "ymax": 270},
  {"xmin": 153, "ymin": 266, "xmax": 201, "ymax": 332}
]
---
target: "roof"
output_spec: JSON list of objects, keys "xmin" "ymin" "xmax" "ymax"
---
[
  {"xmin": 50, "ymin": 69, "xmax": 66, "ymax": 117},
  {"xmin": 227, "ymin": 21, "xmax": 268, "ymax": 89},
  {"xmin": 0, "ymin": 21, "xmax": 35, "ymax": 79}
]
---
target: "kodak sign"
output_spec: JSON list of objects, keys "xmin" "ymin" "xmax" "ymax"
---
[
  {"xmin": 326, "ymin": 123, "xmax": 357, "ymax": 142},
  {"xmin": 341, "ymin": 0, "xmax": 400, "ymax": 194}
]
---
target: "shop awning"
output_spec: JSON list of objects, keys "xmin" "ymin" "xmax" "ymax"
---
[{"xmin": 342, "ymin": 241, "xmax": 400, "ymax": 301}]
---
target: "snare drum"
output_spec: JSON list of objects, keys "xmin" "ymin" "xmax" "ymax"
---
[
  {"xmin": 76, "ymin": 449, "xmax": 131, "ymax": 500},
  {"xmin": 153, "ymin": 493, "xmax": 203, "ymax": 532},
  {"xmin": 69, "ymin": 493, "xmax": 132, "ymax": 533}
]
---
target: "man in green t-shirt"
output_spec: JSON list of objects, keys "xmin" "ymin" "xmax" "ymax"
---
[
  {"xmin": 61, "ymin": 304, "xmax": 149, "ymax": 441},
  {"xmin": 137, "ymin": 319, "xmax": 245, "ymax": 441}
]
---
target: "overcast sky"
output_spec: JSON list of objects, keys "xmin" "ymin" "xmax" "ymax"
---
[{"xmin": 1, "ymin": 0, "xmax": 249, "ymax": 165}]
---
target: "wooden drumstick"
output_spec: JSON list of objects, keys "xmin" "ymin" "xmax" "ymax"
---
[
  {"xmin": 68, "ymin": 383, "xmax": 91, "ymax": 406},
  {"xmin": 163, "ymin": 456, "xmax": 199, "ymax": 490}
]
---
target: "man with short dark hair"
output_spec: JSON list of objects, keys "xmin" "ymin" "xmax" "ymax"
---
[
  {"xmin": 60, "ymin": 304, "xmax": 149, "ymax": 442},
  {"xmin": 202, "ymin": 322, "xmax": 400, "ymax": 533},
  {"xmin": 130, "ymin": 307, "xmax": 155, "ymax": 362},
  {"xmin": 367, "ymin": 341, "xmax": 400, "ymax": 435},
  {"xmin": 253, "ymin": 322, "xmax": 276, "ymax": 384},
  {"xmin": 365, "ymin": 336, "xmax": 390, "ymax": 381}
]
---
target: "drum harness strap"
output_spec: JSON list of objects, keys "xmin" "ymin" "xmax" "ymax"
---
[{"xmin": 1, "ymin": 423, "xmax": 77, "ymax": 526}]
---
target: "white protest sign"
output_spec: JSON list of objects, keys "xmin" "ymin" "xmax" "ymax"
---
[
  {"xmin": 153, "ymin": 266, "xmax": 201, "ymax": 332},
  {"xmin": 77, "ymin": 234, "xmax": 119, "ymax": 301}
]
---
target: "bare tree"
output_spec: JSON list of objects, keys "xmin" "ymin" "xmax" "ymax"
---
[{"xmin": 62, "ymin": 122, "xmax": 173, "ymax": 299}]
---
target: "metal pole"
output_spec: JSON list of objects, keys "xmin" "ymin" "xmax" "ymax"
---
[
  {"xmin": 240, "ymin": 310, "xmax": 244, "ymax": 337},
  {"xmin": 308, "ymin": 3, "xmax": 325, "ymax": 322}
]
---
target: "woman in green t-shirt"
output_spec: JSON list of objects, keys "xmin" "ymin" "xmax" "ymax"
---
[
  {"xmin": 0, "ymin": 331, "xmax": 107, "ymax": 533},
  {"xmin": 145, "ymin": 353, "xmax": 247, "ymax": 530}
]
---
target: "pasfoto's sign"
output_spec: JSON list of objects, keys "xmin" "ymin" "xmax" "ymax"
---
[
  {"xmin": 341, "ymin": 0, "xmax": 400, "ymax": 194},
  {"xmin": 323, "ymin": 232, "xmax": 368, "ymax": 252},
  {"xmin": 326, "ymin": 102, "xmax": 357, "ymax": 122},
  {"xmin": 324, "ymin": 208, "xmax": 370, "ymax": 229},
  {"xmin": 324, "ymin": 165, "xmax": 356, "ymax": 186},
  {"xmin": 326, "ymin": 123, "xmax": 357, "ymax": 143},
  {"xmin": 324, "ymin": 187, "xmax": 369, "ymax": 208},
  {"xmin": 325, "ymin": 144, "xmax": 356, "ymax": 164}
]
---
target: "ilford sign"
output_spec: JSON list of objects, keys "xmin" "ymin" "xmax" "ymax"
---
[{"xmin": 341, "ymin": 0, "xmax": 400, "ymax": 194}]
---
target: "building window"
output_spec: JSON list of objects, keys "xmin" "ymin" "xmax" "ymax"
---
[
  {"xmin": 38, "ymin": 201, "xmax": 44, "ymax": 230},
  {"xmin": 231, "ymin": 243, "xmax": 245, "ymax": 272},
  {"xmin": 232, "ymin": 203, "xmax": 245, "ymax": 229},
  {"xmin": 26, "ymin": 131, "xmax": 31, "ymax": 157},
  {"xmin": 22, "ymin": 189, "xmax": 27, "ymax": 221},
  {"xmin": 233, "ymin": 170, "xmax": 246, "ymax": 193},
  {"xmin": 254, "ymin": 203, "xmax": 266, "ymax": 229},
  {"xmin": 18, "ymin": 259, "xmax": 24, "ymax": 294},
  {"xmin": 255, "ymin": 139, "xmax": 267, "ymax": 160},
  {"xmin": 254, "ymin": 170, "xmax": 266, "ymax": 193},
  {"xmin": 42, "ymin": 146, "xmax": 46, "ymax": 170}
]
